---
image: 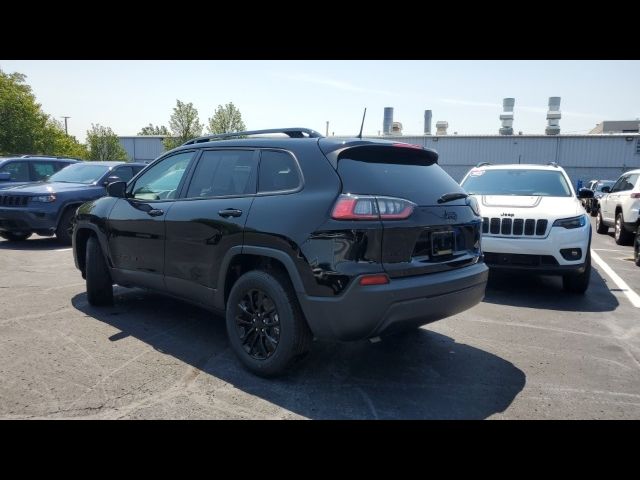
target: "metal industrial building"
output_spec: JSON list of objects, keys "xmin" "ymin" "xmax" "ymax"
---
[
  {"xmin": 119, "ymin": 133, "xmax": 640, "ymax": 185},
  {"xmin": 118, "ymin": 136, "xmax": 167, "ymax": 163}
]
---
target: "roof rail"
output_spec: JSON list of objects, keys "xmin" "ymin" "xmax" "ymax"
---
[
  {"xmin": 182, "ymin": 128, "xmax": 323, "ymax": 146},
  {"xmin": 476, "ymin": 162, "xmax": 491, "ymax": 167},
  {"xmin": 547, "ymin": 161, "xmax": 559, "ymax": 167},
  {"xmin": 19, "ymin": 155, "xmax": 77, "ymax": 159}
]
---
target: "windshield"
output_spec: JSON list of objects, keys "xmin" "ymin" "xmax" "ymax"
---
[
  {"xmin": 595, "ymin": 181, "xmax": 614, "ymax": 192},
  {"xmin": 462, "ymin": 169, "xmax": 572, "ymax": 197},
  {"xmin": 48, "ymin": 164, "xmax": 109, "ymax": 184}
]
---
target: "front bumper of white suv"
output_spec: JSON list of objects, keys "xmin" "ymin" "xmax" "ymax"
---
[{"xmin": 481, "ymin": 215, "xmax": 591, "ymax": 275}]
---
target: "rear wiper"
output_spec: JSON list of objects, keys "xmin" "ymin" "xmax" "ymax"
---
[{"xmin": 437, "ymin": 192, "xmax": 468, "ymax": 204}]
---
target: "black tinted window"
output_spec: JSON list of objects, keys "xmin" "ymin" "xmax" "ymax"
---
[
  {"xmin": 258, "ymin": 150, "xmax": 301, "ymax": 193},
  {"xmin": 0, "ymin": 161, "xmax": 29, "ymax": 181},
  {"xmin": 112, "ymin": 166, "xmax": 134, "ymax": 182},
  {"xmin": 338, "ymin": 158, "xmax": 461, "ymax": 206},
  {"xmin": 186, "ymin": 150, "xmax": 257, "ymax": 198}
]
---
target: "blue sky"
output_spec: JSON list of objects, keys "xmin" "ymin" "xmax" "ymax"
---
[{"xmin": 1, "ymin": 60, "xmax": 639, "ymax": 141}]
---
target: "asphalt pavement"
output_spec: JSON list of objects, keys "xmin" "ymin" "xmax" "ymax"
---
[{"xmin": 0, "ymin": 218, "xmax": 638, "ymax": 419}]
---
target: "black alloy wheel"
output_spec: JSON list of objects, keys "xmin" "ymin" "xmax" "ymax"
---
[{"xmin": 235, "ymin": 288, "xmax": 280, "ymax": 360}]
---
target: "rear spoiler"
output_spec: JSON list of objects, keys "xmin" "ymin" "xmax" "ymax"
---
[{"xmin": 320, "ymin": 142, "xmax": 439, "ymax": 169}]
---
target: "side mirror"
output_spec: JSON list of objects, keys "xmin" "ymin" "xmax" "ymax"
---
[
  {"xmin": 578, "ymin": 188, "xmax": 594, "ymax": 199},
  {"xmin": 601, "ymin": 186, "xmax": 611, "ymax": 193},
  {"xmin": 103, "ymin": 175, "xmax": 121, "ymax": 186},
  {"xmin": 107, "ymin": 181, "xmax": 127, "ymax": 198},
  {"xmin": 0, "ymin": 173, "xmax": 11, "ymax": 181}
]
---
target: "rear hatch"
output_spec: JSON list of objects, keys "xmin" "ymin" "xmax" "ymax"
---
[{"xmin": 333, "ymin": 144, "xmax": 481, "ymax": 278}]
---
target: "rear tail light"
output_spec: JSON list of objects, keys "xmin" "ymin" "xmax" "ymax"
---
[
  {"xmin": 331, "ymin": 194, "xmax": 416, "ymax": 220},
  {"xmin": 359, "ymin": 274, "xmax": 390, "ymax": 286},
  {"xmin": 631, "ymin": 193, "xmax": 640, "ymax": 199}
]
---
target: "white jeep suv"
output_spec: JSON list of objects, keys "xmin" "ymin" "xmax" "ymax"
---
[
  {"xmin": 595, "ymin": 169, "xmax": 640, "ymax": 246},
  {"xmin": 460, "ymin": 163, "xmax": 594, "ymax": 293}
]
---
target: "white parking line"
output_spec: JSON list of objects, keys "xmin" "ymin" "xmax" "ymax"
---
[
  {"xmin": 591, "ymin": 249, "xmax": 640, "ymax": 308},
  {"xmin": 593, "ymin": 248, "xmax": 630, "ymax": 253},
  {"xmin": 54, "ymin": 248, "xmax": 73, "ymax": 252}
]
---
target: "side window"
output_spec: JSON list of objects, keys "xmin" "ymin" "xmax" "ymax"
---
[
  {"xmin": 131, "ymin": 151, "xmax": 195, "ymax": 201},
  {"xmin": 624, "ymin": 174, "xmax": 639, "ymax": 191},
  {"xmin": 132, "ymin": 165, "xmax": 145, "ymax": 176},
  {"xmin": 0, "ymin": 161, "xmax": 29, "ymax": 181},
  {"xmin": 186, "ymin": 150, "xmax": 257, "ymax": 198},
  {"xmin": 112, "ymin": 166, "xmax": 134, "ymax": 183},
  {"xmin": 53, "ymin": 162, "xmax": 72, "ymax": 172},
  {"xmin": 258, "ymin": 150, "xmax": 301, "ymax": 193},
  {"xmin": 610, "ymin": 176, "xmax": 627, "ymax": 193},
  {"xmin": 31, "ymin": 161, "xmax": 58, "ymax": 181}
]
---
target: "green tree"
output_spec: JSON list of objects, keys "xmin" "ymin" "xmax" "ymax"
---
[
  {"xmin": 207, "ymin": 102, "xmax": 246, "ymax": 134},
  {"xmin": 44, "ymin": 124, "xmax": 89, "ymax": 159},
  {"xmin": 1, "ymin": 68, "xmax": 49, "ymax": 154},
  {"xmin": 164, "ymin": 100, "xmax": 203, "ymax": 149},
  {"xmin": 86, "ymin": 124, "xmax": 128, "ymax": 161},
  {"xmin": 138, "ymin": 123, "xmax": 170, "ymax": 136},
  {"xmin": 0, "ymin": 68, "xmax": 88, "ymax": 158}
]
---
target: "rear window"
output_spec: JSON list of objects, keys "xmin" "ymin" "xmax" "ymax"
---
[
  {"xmin": 337, "ymin": 148, "xmax": 463, "ymax": 206},
  {"xmin": 462, "ymin": 169, "xmax": 571, "ymax": 197}
]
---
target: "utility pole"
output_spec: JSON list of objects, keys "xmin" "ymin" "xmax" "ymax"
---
[
  {"xmin": 61, "ymin": 116, "xmax": 71, "ymax": 135},
  {"xmin": 326, "ymin": 121, "xmax": 329, "ymax": 137}
]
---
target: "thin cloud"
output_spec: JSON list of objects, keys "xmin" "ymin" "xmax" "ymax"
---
[
  {"xmin": 441, "ymin": 98, "xmax": 600, "ymax": 118},
  {"xmin": 274, "ymin": 73, "xmax": 398, "ymax": 96},
  {"xmin": 440, "ymin": 98, "xmax": 501, "ymax": 108}
]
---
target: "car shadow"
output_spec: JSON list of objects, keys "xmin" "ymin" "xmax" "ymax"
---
[
  {"xmin": 483, "ymin": 267, "xmax": 618, "ymax": 312},
  {"xmin": 0, "ymin": 236, "xmax": 64, "ymax": 250},
  {"xmin": 71, "ymin": 289, "xmax": 526, "ymax": 419}
]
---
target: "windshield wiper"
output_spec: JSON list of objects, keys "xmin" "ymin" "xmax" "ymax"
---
[{"xmin": 437, "ymin": 192, "xmax": 468, "ymax": 204}]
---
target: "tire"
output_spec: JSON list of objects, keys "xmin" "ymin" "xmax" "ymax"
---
[
  {"xmin": 56, "ymin": 207, "xmax": 76, "ymax": 245},
  {"xmin": 634, "ymin": 229, "xmax": 640, "ymax": 267},
  {"xmin": 0, "ymin": 232, "xmax": 32, "ymax": 241},
  {"xmin": 596, "ymin": 210, "xmax": 608, "ymax": 234},
  {"xmin": 614, "ymin": 213, "xmax": 633, "ymax": 246},
  {"xmin": 590, "ymin": 202, "xmax": 599, "ymax": 217},
  {"xmin": 226, "ymin": 269, "xmax": 312, "ymax": 377},
  {"xmin": 85, "ymin": 236, "xmax": 113, "ymax": 306},
  {"xmin": 563, "ymin": 250, "xmax": 591, "ymax": 294}
]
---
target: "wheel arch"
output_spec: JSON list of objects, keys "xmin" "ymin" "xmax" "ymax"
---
[
  {"xmin": 74, "ymin": 224, "xmax": 111, "ymax": 275},
  {"xmin": 216, "ymin": 246, "xmax": 306, "ymax": 311}
]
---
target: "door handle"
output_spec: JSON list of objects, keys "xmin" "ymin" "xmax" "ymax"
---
[
  {"xmin": 218, "ymin": 208, "xmax": 243, "ymax": 218},
  {"xmin": 147, "ymin": 209, "xmax": 164, "ymax": 217}
]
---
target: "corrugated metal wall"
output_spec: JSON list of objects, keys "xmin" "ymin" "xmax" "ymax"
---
[
  {"xmin": 118, "ymin": 137, "xmax": 166, "ymax": 162},
  {"xmin": 118, "ymin": 134, "xmax": 640, "ymax": 185},
  {"xmin": 355, "ymin": 135, "xmax": 640, "ymax": 184}
]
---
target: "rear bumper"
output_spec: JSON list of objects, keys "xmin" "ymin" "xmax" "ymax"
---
[
  {"xmin": 298, "ymin": 262, "xmax": 488, "ymax": 341},
  {"xmin": 0, "ymin": 207, "xmax": 57, "ymax": 233}
]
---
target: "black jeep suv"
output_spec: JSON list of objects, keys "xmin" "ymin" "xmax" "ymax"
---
[{"xmin": 73, "ymin": 128, "xmax": 488, "ymax": 376}]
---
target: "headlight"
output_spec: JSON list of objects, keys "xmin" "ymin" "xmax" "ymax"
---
[
  {"xmin": 552, "ymin": 214, "xmax": 587, "ymax": 229},
  {"xmin": 31, "ymin": 194, "xmax": 56, "ymax": 203},
  {"xmin": 466, "ymin": 196, "xmax": 480, "ymax": 216}
]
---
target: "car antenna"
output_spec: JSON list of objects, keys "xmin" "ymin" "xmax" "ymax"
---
[{"xmin": 357, "ymin": 107, "xmax": 367, "ymax": 139}]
